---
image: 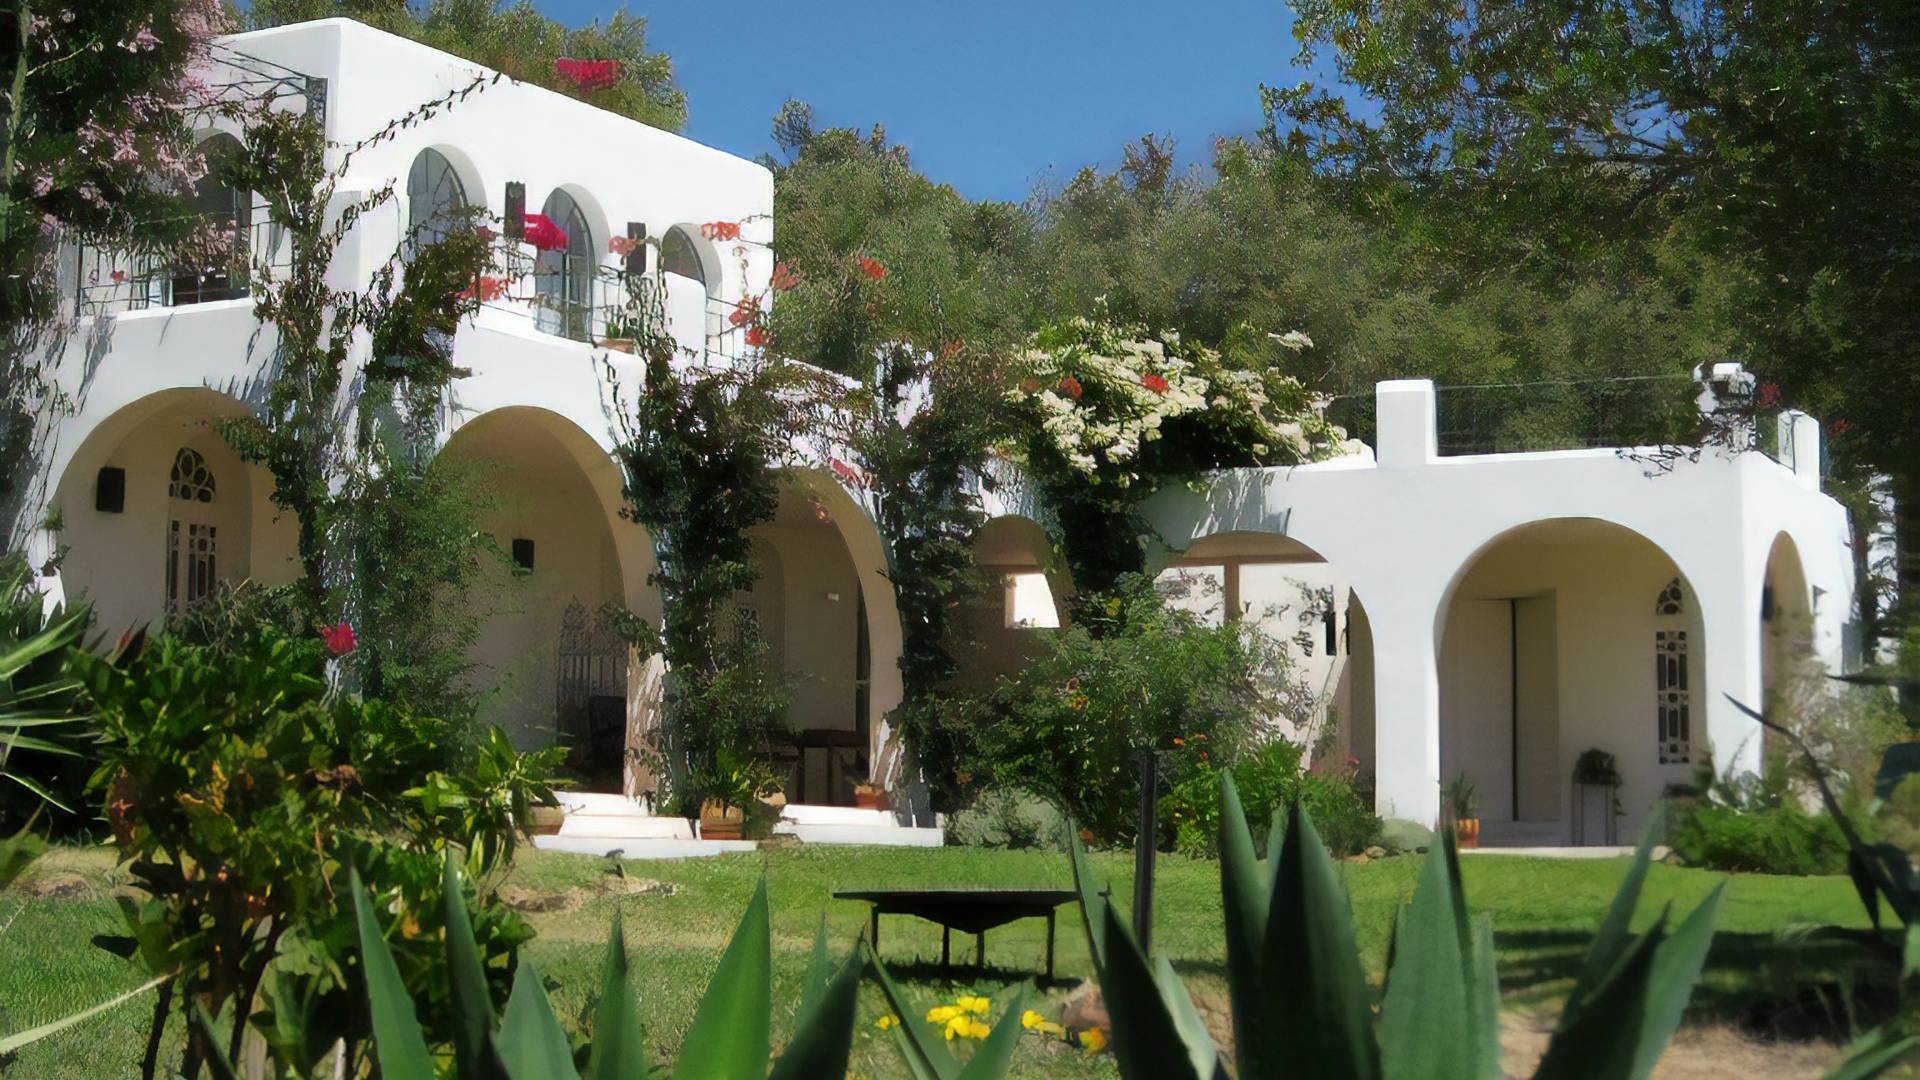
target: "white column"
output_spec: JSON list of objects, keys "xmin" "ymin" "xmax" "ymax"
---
[
  {"xmin": 1375, "ymin": 380, "xmax": 1437, "ymax": 469},
  {"xmin": 1778, "ymin": 410, "xmax": 1823, "ymax": 491},
  {"xmin": 1693, "ymin": 563, "xmax": 1766, "ymax": 779},
  {"xmin": 1367, "ymin": 593, "xmax": 1443, "ymax": 827}
]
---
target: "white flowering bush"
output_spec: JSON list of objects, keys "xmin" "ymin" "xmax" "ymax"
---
[{"xmin": 1004, "ymin": 315, "xmax": 1351, "ymax": 591}]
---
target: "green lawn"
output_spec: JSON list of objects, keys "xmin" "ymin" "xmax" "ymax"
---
[{"xmin": 0, "ymin": 844, "xmax": 1878, "ymax": 1078}]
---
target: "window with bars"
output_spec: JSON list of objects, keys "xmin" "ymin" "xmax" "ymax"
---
[
  {"xmin": 1654, "ymin": 577, "xmax": 1691, "ymax": 764},
  {"xmin": 165, "ymin": 448, "xmax": 219, "ymax": 614}
]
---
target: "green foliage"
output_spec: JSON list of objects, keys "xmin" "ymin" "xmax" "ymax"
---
[
  {"xmin": 945, "ymin": 787, "xmax": 1068, "ymax": 851},
  {"xmin": 1164, "ymin": 740, "xmax": 1306, "ymax": 858},
  {"xmin": 349, "ymin": 855, "xmax": 875, "ymax": 1079},
  {"xmin": 1445, "ymin": 772, "xmax": 1479, "ymax": 821},
  {"xmin": 1669, "ymin": 788, "xmax": 1855, "ymax": 877},
  {"xmin": 246, "ymin": 1, "xmax": 686, "ymax": 131},
  {"xmin": 974, "ymin": 577, "xmax": 1291, "ymax": 845},
  {"xmin": 79, "ymin": 626, "xmax": 553, "ymax": 1077},
  {"xmin": 1069, "ymin": 781, "xmax": 1728, "ymax": 1080},
  {"xmin": 0, "ymin": 553, "xmax": 91, "ymax": 827}
]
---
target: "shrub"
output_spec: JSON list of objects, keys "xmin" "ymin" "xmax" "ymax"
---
[
  {"xmin": 1299, "ymin": 770, "xmax": 1382, "ymax": 856},
  {"xmin": 974, "ymin": 576, "xmax": 1295, "ymax": 845},
  {"xmin": 946, "ymin": 787, "xmax": 1068, "ymax": 850},
  {"xmin": 1163, "ymin": 742, "xmax": 1381, "ymax": 858},
  {"xmin": 80, "ymin": 626, "xmax": 556, "ymax": 1077},
  {"xmin": 1668, "ymin": 797, "xmax": 1854, "ymax": 875},
  {"xmin": 0, "ymin": 553, "xmax": 92, "ymax": 832}
]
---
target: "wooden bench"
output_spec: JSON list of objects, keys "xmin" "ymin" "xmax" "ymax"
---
[{"xmin": 834, "ymin": 888, "xmax": 1078, "ymax": 980}]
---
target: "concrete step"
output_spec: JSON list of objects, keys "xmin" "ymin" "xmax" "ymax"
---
[
  {"xmin": 557, "ymin": 815, "xmax": 694, "ymax": 840},
  {"xmin": 534, "ymin": 835, "xmax": 757, "ymax": 860},
  {"xmin": 555, "ymin": 792, "xmax": 650, "ymax": 816},
  {"xmin": 773, "ymin": 821, "xmax": 946, "ymax": 848},
  {"xmin": 778, "ymin": 804, "xmax": 901, "ymax": 828}
]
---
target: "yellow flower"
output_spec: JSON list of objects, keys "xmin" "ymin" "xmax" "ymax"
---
[
  {"xmin": 944, "ymin": 1015, "xmax": 991, "ymax": 1040},
  {"xmin": 1021, "ymin": 1009, "xmax": 1066, "ymax": 1037},
  {"xmin": 1078, "ymin": 1027, "xmax": 1109, "ymax": 1054},
  {"xmin": 926, "ymin": 1005, "xmax": 963, "ymax": 1024},
  {"xmin": 874, "ymin": 1015, "xmax": 898, "ymax": 1030},
  {"xmin": 956, "ymin": 994, "xmax": 991, "ymax": 1016}
]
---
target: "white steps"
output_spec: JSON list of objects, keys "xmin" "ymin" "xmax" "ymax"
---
[{"xmin": 539, "ymin": 791, "xmax": 945, "ymax": 853}]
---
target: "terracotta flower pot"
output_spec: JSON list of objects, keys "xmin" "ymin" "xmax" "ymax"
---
[
  {"xmin": 700, "ymin": 799, "xmax": 745, "ymax": 841},
  {"xmin": 1457, "ymin": 818, "xmax": 1481, "ymax": 849},
  {"xmin": 853, "ymin": 784, "xmax": 887, "ymax": 811}
]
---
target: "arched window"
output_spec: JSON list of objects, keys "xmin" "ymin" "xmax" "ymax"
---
[
  {"xmin": 165, "ymin": 448, "xmax": 219, "ymax": 612},
  {"xmin": 534, "ymin": 190, "xmax": 593, "ymax": 341},
  {"xmin": 405, "ymin": 148, "xmax": 469, "ymax": 260},
  {"xmin": 1654, "ymin": 577, "xmax": 1691, "ymax": 764},
  {"xmin": 660, "ymin": 226, "xmax": 707, "ymax": 290},
  {"xmin": 171, "ymin": 133, "xmax": 250, "ymax": 306}
]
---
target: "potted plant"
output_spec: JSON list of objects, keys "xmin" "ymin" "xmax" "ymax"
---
[
  {"xmin": 598, "ymin": 309, "xmax": 641, "ymax": 353},
  {"xmin": 852, "ymin": 772, "xmax": 888, "ymax": 811},
  {"xmin": 697, "ymin": 750, "xmax": 779, "ymax": 841},
  {"xmin": 1445, "ymin": 771, "xmax": 1480, "ymax": 849}
]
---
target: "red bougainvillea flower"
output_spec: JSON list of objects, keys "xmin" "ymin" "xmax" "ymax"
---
[
  {"xmin": 607, "ymin": 235, "xmax": 641, "ymax": 257},
  {"xmin": 520, "ymin": 212, "xmax": 569, "ymax": 253},
  {"xmin": 456, "ymin": 275, "xmax": 508, "ymax": 302},
  {"xmin": 728, "ymin": 295, "xmax": 760, "ymax": 326},
  {"xmin": 1756, "ymin": 381, "xmax": 1782, "ymax": 408},
  {"xmin": 1831, "ymin": 418, "xmax": 1850, "ymax": 435},
  {"xmin": 772, "ymin": 262, "xmax": 802, "ymax": 291},
  {"xmin": 1058, "ymin": 376, "xmax": 1083, "ymax": 400},
  {"xmin": 744, "ymin": 325, "xmax": 767, "ymax": 348},
  {"xmin": 857, "ymin": 256, "xmax": 887, "ymax": 281},
  {"xmin": 110, "ymin": 269, "xmax": 126, "ymax": 284},
  {"xmin": 320, "ymin": 622, "xmax": 357, "ymax": 656},
  {"xmin": 829, "ymin": 456, "xmax": 869, "ymax": 488},
  {"xmin": 701, "ymin": 221, "xmax": 742, "ymax": 242},
  {"xmin": 553, "ymin": 57, "xmax": 624, "ymax": 90},
  {"xmin": 1142, "ymin": 372, "xmax": 1170, "ymax": 393}
]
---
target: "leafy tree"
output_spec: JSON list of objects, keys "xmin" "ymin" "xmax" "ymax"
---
[
  {"xmin": 246, "ymin": 0, "xmax": 686, "ymax": 132},
  {"xmin": 0, "ymin": 0, "xmax": 228, "ymax": 524},
  {"xmin": 1271, "ymin": 0, "xmax": 1920, "ymax": 650}
]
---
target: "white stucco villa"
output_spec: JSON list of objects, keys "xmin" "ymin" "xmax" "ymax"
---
[{"xmin": 20, "ymin": 20, "xmax": 1855, "ymax": 851}]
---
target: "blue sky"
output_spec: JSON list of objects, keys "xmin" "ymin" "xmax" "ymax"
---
[{"xmin": 535, "ymin": 0, "xmax": 1330, "ymax": 203}]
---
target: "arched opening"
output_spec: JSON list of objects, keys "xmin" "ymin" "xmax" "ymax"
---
[
  {"xmin": 660, "ymin": 225, "xmax": 716, "ymax": 357},
  {"xmin": 533, "ymin": 189, "xmax": 594, "ymax": 341},
  {"xmin": 1159, "ymin": 531, "xmax": 1376, "ymax": 777},
  {"xmin": 404, "ymin": 147, "xmax": 471, "ymax": 259},
  {"xmin": 170, "ymin": 132, "xmax": 250, "ymax": 305},
  {"xmin": 439, "ymin": 408, "xmax": 655, "ymax": 791},
  {"xmin": 956, "ymin": 516, "xmax": 1065, "ymax": 690},
  {"xmin": 52, "ymin": 390, "xmax": 294, "ymax": 635},
  {"xmin": 748, "ymin": 474, "xmax": 900, "ymax": 806},
  {"xmin": 1761, "ymin": 532, "xmax": 1815, "ymax": 720},
  {"xmin": 1438, "ymin": 518, "xmax": 1702, "ymax": 845}
]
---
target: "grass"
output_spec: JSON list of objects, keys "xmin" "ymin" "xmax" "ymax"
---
[{"xmin": 0, "ymin": 842, "xmax": 1880, "ymax": 1078}]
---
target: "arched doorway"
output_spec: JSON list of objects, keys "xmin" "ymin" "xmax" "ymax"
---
[
  {"xmin": 1760, "ymin": 532, "xmax": 1815, "ymax": 720},
  {"xmin": 1158, "ymin": 532, "xmax": 1377, "ymax": 776},
  {"xmin": 440, "ymin": 408, "xmax": 655, "ymax": 790},
  {"xmin": 52, "ymin": 390, "xmax": 294, "ymax": 634},
  {"xmin": 1438, "ymin": 518, "xmax": 1702, "ymax": 845},
  {"xmin": 748, "ymin": 474, "xmax": 902, "ymax": 806}
]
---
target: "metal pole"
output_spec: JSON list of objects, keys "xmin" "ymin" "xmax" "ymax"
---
[{"xmin": 1133, "ymin": 748, "xmax": 1158, "ymax": 954}]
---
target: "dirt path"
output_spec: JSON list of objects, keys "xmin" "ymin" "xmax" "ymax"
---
[{"xmin": 1501, "ymin": 1013, "xmax": 1845, "ymax": 1078}]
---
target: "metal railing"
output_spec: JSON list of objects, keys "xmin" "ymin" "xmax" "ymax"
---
[{"xmin": 72, "ymin": 200, "xmax": 290, "ymax": 316}]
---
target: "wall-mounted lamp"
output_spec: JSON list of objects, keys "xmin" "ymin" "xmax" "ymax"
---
[
  {"xmin": 95, "ymin": 466, "xmax": 125, "ymax": 513},
  {"xmin": 504, "ymin": 182, "xmax": 526, "ymax": 241},
  {"xmin": 512, "ymin": 538, "xmax": 535, "ymax": 572}
]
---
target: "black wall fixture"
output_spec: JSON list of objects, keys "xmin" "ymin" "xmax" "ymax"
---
[
  {"xmin": 511, "ymin": 537, "xmax": 535, "ymax": 571},
  {"xmin": 625, "ymin": 221, "xmax": 647, "ymax": 275},
  {"xmin": 95, "ymin": 466, "xmax": 125, "ymax": 513},
  {"xmin": 505, "ymin": 182, "xmax": 525, "ymax": 240}
]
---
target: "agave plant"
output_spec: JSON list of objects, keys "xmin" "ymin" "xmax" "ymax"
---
[
  {"xmin": 1068, "ymin": 775, "xmax": 1731, "ymax": 1080},
  {"xmin": 252, "ymin": 851, "xmax": 1027, "ymax": 1080}
]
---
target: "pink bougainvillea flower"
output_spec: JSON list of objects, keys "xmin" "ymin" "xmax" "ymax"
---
[
  {"xmin": 1756, "ymin": 381, "xmax": 1781, "ymax": 408},
  {"xmin": 701, "ymin": 221, "xmax": 742, "ymax": 242},
  {"xmin": 1058, "ymin": 376, "xmax": 1083, "ymax": 400},
  {"xmin": 772, "ymin": 262, "xmax": 801, "ymax": 291},
  {"xmin": 744, "ymin": 325, "xmax": 767, "ymax": 348},
  {"xmin": 829, "ymin": 456, "xmax": 868, "ymax": 488},
  {"xmin": 320, "ymin": 622, "xmax": 357, "ymax": 656},
  {"xmin": 520, "ymin": 212, "xmax": 569, "ymax": 253},
  {"xmin": 110, "ymin": 269, "xmax": 126, "ymax": 283},
  {"xmin": 553, "ymin": 57, "xmax": 624, "ymax": 90},
  {"xmin": 1142, "ymin": 372, "xmax": 1170, "ymax": 393},
  {"xmin": 607, "ymin": 234, "xmax": 640, "ymax": 257},
  {"xmin": 857, "ymin": 256, "xmax": 887, "ymax": 281}
]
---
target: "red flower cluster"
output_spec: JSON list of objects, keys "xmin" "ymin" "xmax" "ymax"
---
[
  {"xmin": 1058, "ymin": 376, "xmax": 1083, "ymax": 400},
  {"xmin": 1756, "ymin": 381, "xmax": 1782, "ymax": 408},
  {"xmin": 701, "ymin": 221, "xmax": 742, "ymax": 242},
  {"xmin": 1832, "ymin": 418, "xmax": 1850, "ymax": 435},
  {"xmin": 554, "ymin": 57, "xmax": 624, "ymax": 90},
  {"xmin": 521, "ymin": 212, "xmax": 569, "ymax": 253},
  {"xmin": 1141, "ymin": 372, "xmax": 1169, "ymax": 394},
  {"xmin": 608, "ymin": 235, "xmax": 641, "ymax": 257},
  {"xmin": 728, "ymin": 295, "xmax": 760, "ymax": 326},
  {"xmin": 320, "ymin": 622, "xmax": 357, "ymax": 656},
  {"xmin": 829, "ymin": 456, "xmax": 869, "ymax": 488},
  {"xmin": 744, "ymin": 325, "xmax": 767, "ymax": 348},
  {"xmin": 772, "ymin": 262, "xmax": 802, "ymax": 291},
  {"xmin": 456, "ymin": 275, "xmax": 508, "ymax": 302},
  {"xmin": 857, "ymin": 256, "xmax": 887, "ymax": 281}
]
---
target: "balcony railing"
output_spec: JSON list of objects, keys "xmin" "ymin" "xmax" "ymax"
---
[{"xmin": 72, "ymin": 200, "xmax": 289, "ymax": 316}]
